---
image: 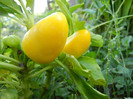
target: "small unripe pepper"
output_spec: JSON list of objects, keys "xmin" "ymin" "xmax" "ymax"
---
[{"xmin": 3, "ymin": 35, "xmax": 20, "ymax": 48}]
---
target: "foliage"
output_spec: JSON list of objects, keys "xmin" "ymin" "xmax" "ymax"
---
[{"xmin": 79, "ymin": 0, "xmax": 133, "ymax": 98}]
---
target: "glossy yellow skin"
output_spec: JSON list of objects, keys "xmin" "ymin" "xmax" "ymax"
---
[
  {"xmin": 22, "ymin": 12, "xmax": 68, "ymax": 63},
  {"xmin": 63, "ymin": 30, "xmax": 91, "ymax": 58}
]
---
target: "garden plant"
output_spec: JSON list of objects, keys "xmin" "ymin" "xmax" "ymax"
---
[{"xmin": 0, "ymin": 0, "xmax": 133, "ymax": 99}]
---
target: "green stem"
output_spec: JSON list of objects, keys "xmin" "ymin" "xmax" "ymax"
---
[
  {"xmin": 19, "ymin": 0, "xmax": 30, "ymax": 20},
  {"xmin": 55, "ymin": 0, "xmax": 74, "ymax": 36},
  {"xmin": 96, "ymin": 22, "xmax": 113, "ymax": 56},
  {"xmin": 0, "ymin": 54, "xmax": 19, "ymax": 64},
  {"xmin": 40, "ymin": 70, "xmax": 52, "ymax": 98},
  {"xmin": 115, "ymin": 0, "xmax": 125, "ymax": 15},
  {"xmin": 55, "ymin": 59, "xmax": 70, "ymax": 73},
  {"xmin": 12, "ymin": 48, "xmax": 18, "ymax": 60},
  {"xmin": 23, "ymin": 78, "xmax": 32, "ymax": 99},
  {"xmin": 69, "ymin": 20, "xmax": 74, "ymax": 36},
  {"xmin": 0, "ymin": 62, "xmax": 23, "ymax": 71},
  {"xmin": 111, "ymin": 76, "xmax": 116, "ymax": 99},
  {"xmin": 18, "ymin": 0, "xmax": 34, "ymax": 30},
  {"xmin": 0, "ymin": 23, "xmax": 1, "ymax": 54},
  {"xmin": 55, "ymin": 0, "xmax": 72, "ymax": 20},
  {"xmin": 27, "ymin": 65, "xmax": 55, "ymax": 79},
  {"xmin": 8, "ymin": 16, "xmax": 25, "ymax": 26},
  {"xmin": 105, "ymin": 28, "xmax": 112, "ymax": 95},
  {"xmin": 89, "ymin": 15, "xmax": 133, "ymax": 31}
]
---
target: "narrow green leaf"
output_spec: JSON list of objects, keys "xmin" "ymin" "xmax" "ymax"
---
[
  {"xmin": 122, "ymin": 0, "xmax": 132, "ymax": 16},
  {"xmin": 83, "ymin": 9, "xmax": 96, "ymax": 15},
  {"xmin": 100, "ymin": 0, "xmax": 110, "ymax": 7},
  {"xmin": 55, "ymin": 0, "xmax": 71, "ymax": 20},
  {"xmin": 0, "ymin": 88, "xmax": 18, "ymax": 99},
  {"xmin": 129, "ymin": 52, "xmax": 133, "ymax": 55},
  {"xmin": 26, "ymin": 0, "xmax": 34, "ymax": 13},
  {"xmin": 55, "ymin": 0, "xmax": 86, "ymax": 35},
  {"xmin": 61, "ymin": 0, "xmax": 69, "ymax": 9},
  {"xmin": 0, "ymin": 0, "xmax": 23, "ymax": 15},
  {"xmin": 70, "ymin": 3, "xmax": 84, "ymax": 13},
  {"xmin": 114, "ymin": 0, "xmax": 122, "ymax": 17},
  {"xmin": 0, "ymin": 5, "xmax": 9, "ymax": 16},
  {"xmin": 0, "ymin": 62, "xmax": 23, "ymax": 71},
  {"xmin": 92, "ymin": 0, "xmax": 104, "ymax": 8},
  {"xmin": 0, "ymin": 23, "xmax": 1, "ymax": 54},
  {"xmin": 78, "ymin": 56, "xmax": 106, "ymax": 86}
]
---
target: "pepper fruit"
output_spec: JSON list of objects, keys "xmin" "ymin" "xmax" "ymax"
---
[
  {"xmin": 63, "ymin": 29, "xmax": 91, "ymax": 58},
  {"xmin": 3, "ymin": 35, "xmax": 20, "ymax": 48},
  {"xmin": 22, "ymin": 12, "xmax": 68, "ymax": 64}
]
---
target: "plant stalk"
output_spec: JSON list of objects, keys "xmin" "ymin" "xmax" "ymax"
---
[
  {"xmin": 0, "ymin": 62, "xmax": 23, "ymax": 71},
  {"xmin": 23, "ymin": 78, "xmax": 32, "ymax": 99},
  {"xmin": 105, "ymin": 31, "xmax": 111, "ymax": 95},
  {"xmin": 0, "ymin": 54, "xmax": 19, "ymax": 64},
  {"xmin": 40, "ymin": 70, "xmax": 53, "ymax": 98},
  {"xmin": 8, "ymin": 16, "xmax": 25, "ymax": 26},
  {"xmin": 89, "ymin": 15, "xmax": 133, "ymax": 31},
  {"xmin": 18, "ymin": 0, "xmax": 34, "ymax": 30},
  {"xmin": 96, "ymin": 22, "xmax": 113, "ymax": 56},
  {"xmin": 115, "ymin": 0, "xmax": 125, "ymax": 15},
  {"xmin": 0, "ymin": 23, "xmax": 1, "ymax": 54},
  {"xmin": 27, "ymin": 65, "xmax": 55, "ymax": 79},
  {"xmin": 12, "ymin": 48, "xmax": 19, "ymax": 60}
]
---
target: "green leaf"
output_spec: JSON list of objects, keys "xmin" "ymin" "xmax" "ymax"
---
[
  {"xmin": 56, "ymin": 59, "xmax": 109, "ymax": 99},
  {"xmin": 121, "ymin": 36, "xmax": 132, "ymax": 47},
  {"xmin": 78, "ymin": 56, "xmax": 106, "ymax": 86},
  {"xmin": 65, "ymin": 55, "xmax": 92, "ymax": 80},
  {"xmin": 125, "ymin": 57, "xmax": 133, "ymax": 69},
  {"xmin": 115, "ymin": 84, "xmax": 124, "ymax": 90},
  {"xmin": 0, "ymin": 88, "xmax": 18, "ymax": 99},
  {"xmin": 129, "ymin": 52, "xmax": 133, "ymax": 55},
  {"xmin": 70, "ymin": 3, "xmax": 84, "ymax": 13},
  {"xmin": 26, "ymin": 0, "xmax": 34, "ymax": 13},
  {"xmin": 113, "ymin": 76, "xmax": 125, "ymax": 84},
  {"xmin": 100, "ymin": 0, "xmax": 110, "ymax": 7},
  {"xmin": 72, "ymin": 19, "xmax": 86, "ymax": 32},
  {"xmin": 55, "ymin": 0, "xmax": 71, "ymax": 20},
  {"xmin": 55, "ymin": 0, "xmax": 86, "ymax": 35},
  {"xmin": 0, "ymin": 22, "xmax": 1, "ymax": 54},
  {"xmin": 69, "ymin": 70, "xmax": 109, "ymax": 99},
  {"xmin": 83, "ymin": 9, "xmax": 96, "ymax": 15},
  {"xmin": 91, "ymin": 33, "xmax": 103, "ymax": 47},
  {"xmin": 0, "ymin": 0, "xmax": 23, "ymax": 15},
  {"xmin": 92, "ymin": 0, "xmax": 104, "ymax": 8},
  {"xmin": 61, "ymin": 0, "xmax": 69, "ymax": 9},
  {"xmin": 84, "ymin": 51, "xmax": 96, "ymax": 58},
  {"xmin": 122, "ymin": 0, "xmax": 132, "ymax": 16},
  {"xmin": 112, "ymin": 65, "xmax": 131, "ymax": 77},
  {"xmin": 0, "ymin": 4, "xmax": 13, "ymax": 16}
]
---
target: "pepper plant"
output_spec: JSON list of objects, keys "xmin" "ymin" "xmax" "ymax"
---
[{"xmin": 0, "ymin": 0, "xmax": 111, "ymax": 98}]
